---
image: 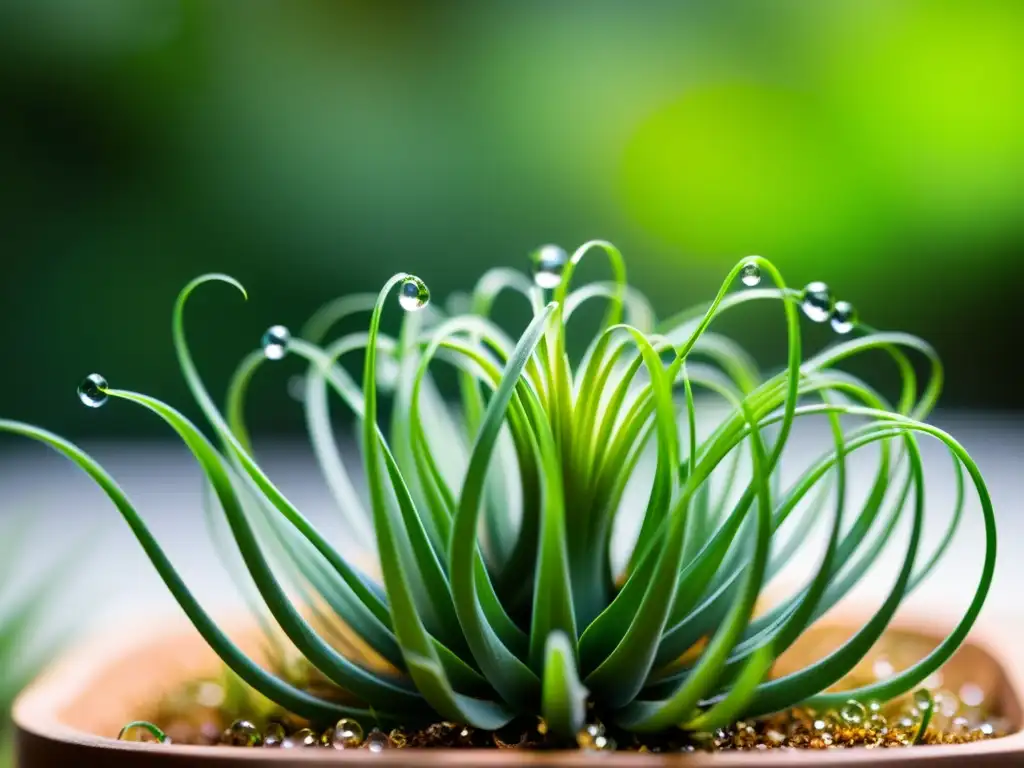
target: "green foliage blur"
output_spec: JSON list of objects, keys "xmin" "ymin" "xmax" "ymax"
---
[
  {"xmin": 2, "ymin": 1, "xmax": 1022, "ymax": 437},
  {"xmin": 0, "ymin": 524, "xmax": 65, "ymax": 768}
]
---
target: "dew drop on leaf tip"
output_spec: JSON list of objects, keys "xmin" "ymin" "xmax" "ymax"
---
[
  {"xmin": 78, "ymin": 373, "xmax": 108, "ymax": 408},
  {"xmin": 399, "ymin": 276, "xmax": 430, "ymax": 311},
  {"xmin": 531, "ymin": 244, "xmax": 568, "ymax": 289},
  {"xmin": 261, "ymin": 325, "xmax": 291, "ymax": 360}
]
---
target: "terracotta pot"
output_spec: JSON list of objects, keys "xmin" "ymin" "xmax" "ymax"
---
[{"xmin": 14, "ymin": 612, "xmax": 1024, "ymax": 766}]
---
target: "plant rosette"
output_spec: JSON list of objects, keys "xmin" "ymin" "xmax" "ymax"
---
[{"xmin": 5, "ymin": 242, "xmax": 1010, "ymax": 763}]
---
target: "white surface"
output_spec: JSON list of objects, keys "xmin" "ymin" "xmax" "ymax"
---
[{"xmin": 0, "ymin": 411, "xmax": 1019, "ymax": 648}]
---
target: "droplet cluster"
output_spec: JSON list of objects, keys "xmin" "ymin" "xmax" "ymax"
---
[
  {"xmin": 799, "ymin": 280, "xmax": 859, "ymax": 334},
  {"xmin": 216, "ymin": 719, "xmax": 373, "ymax": 750},
  {"xmin": 736, "ymin": 259, "xmax": 859, "ymax": 335},
  {"xmin": 129, "ymin": 686, "xmax": 1007, "ymax": 752},
  {"xmin": 135, "ymin": 647, "xmax": 1011, "ymax": 750},
  {"xmin": 576, "ymin": 721, "xmax": 615, "ymax": 752}
]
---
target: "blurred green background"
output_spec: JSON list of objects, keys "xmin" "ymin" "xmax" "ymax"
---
[{"xmin": 2, "ymin": 0, "xmax": 1022, "ymax": 437}]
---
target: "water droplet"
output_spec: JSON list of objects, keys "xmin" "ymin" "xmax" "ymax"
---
[
  {"xmin": 740, "ymin": 260, "xmax": 762, "ymax": 287},
  {"xmin": 365, "ymin": 730, "xmax": 389, "ymax": 752},
  {"xmin": 398, "ymin": 276, "xmax": 430, "ymax": 311},
  {"xmin": 872, "ymin": 657, "xmax": 895, "ymax": 680},
  {"xmin": 281, "ymin": 728, "xmax": 317, "ymax": 748},
  {"xmin": 840, "ymin": 699, "xmax": 867, "ymax": 725},
  {"xmin": 976, "ymin": 722, "xmax": 995, "ymax": 737},
  {"xmin": 388, "ymin": 729, "xmax": 408, "ymax": 748},
  {"xmin": 530, "ymin": 244, "xmax": 569, "ymax": 289},
  {"xmin": 914, "ymin": 689, "xmax": 934, "ymax": 713},
  {"xmin": 576, "ymin": 722, "xmax": 605, "ymax": 750},
  {"xmin": 868, "ymin": 713, "xmax": 889, "ymax": 733},
  {"xmin": 959, "ymin": 682, "xmax": 984, "ymax": 707},
  {"xmin": 867, "ymin": 700, "xmax": 882, "ymax": 713},
  {"xmin": 261, "ymin": 325, "xmax": 291, "ymax": 360},
  {"xmin": 332, "ymin": 718, "xmax": 364, "ymax": 749},
  {"xmin": 117, "ymin": 721, "xmax": 168, "ymax": 743},
  {"xmin": 813, "ymin": 718, "xmax": 828, "ymax": 732},
  {"xmin": 78, "ymin": 373, "xmax": 109, "ymax": 408},
  {"xmin": 223, "ymin": 720, "xmax": 261, "ymax": 747},
  {"xmin": 897, "ymin": 715, "xmax": 916, "ymax": 729},
  {"xmin": 800, "ymin": 281, "xmax": 833, "ymax": 323},
  {"xmin": 262, "ymin": 722, "xmax": 286, "ymax": 747},
  {"xmin": 830, "ymin": 300, "xmax": 857, "ymax": 334},
  {"xmin": 491, "ymin": 724, "xmax": 526, "ymax": 749},
  {"xmin": 951, "ymin": 716, "xmax": 971, "ymax": 734}
]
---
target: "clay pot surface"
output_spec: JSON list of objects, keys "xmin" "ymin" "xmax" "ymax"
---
[{"xmin": 14, "ymin": 610, "xmax": 1024, "ymax": 766}]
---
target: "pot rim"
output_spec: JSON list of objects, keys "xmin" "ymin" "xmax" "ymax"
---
[{"xmin": 14, "ymin": 607, "xmax": 1024, "ymax": 765}]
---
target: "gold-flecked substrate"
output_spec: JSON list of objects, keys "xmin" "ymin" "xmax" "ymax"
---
[
  {"xmin": 126, "ymin": 706, "xmax": 1007, "ymax": 751},
  {"xmin": 125, "ymin": 630, "xmax": 1012, "ymax": 751}
]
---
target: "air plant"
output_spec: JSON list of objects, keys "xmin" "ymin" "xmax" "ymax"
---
[{"xmin": 0, "ymin": 242, "xmax": 995, "ymax": 744}]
